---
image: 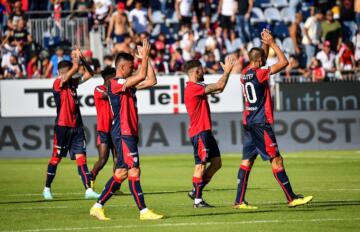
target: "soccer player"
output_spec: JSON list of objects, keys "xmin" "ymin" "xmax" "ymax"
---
[
  {"xmin": 233, "ymin": 29, "xmax": 313, "ymax": 209},
  {"xmin": 42, "ymin": 49, "xmax": 100, "ymax": 200},
  {"xmin": 90, "ymin": 40, "xmax": 163, "ymax": 220},
  {"xmin": 184, "ymin": 56, "xmax": 235, "ymax": 208},
  {"xmin": 90, "ymin": 66, "xmax": 118, "ymax": 189}
]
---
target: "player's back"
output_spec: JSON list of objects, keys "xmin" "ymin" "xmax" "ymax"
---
[
  {"xmin": 241, "ymin": 66, "xmax": 273, "ymax": 125},
  {"xmin": 184, "ymin": 81, "xmax": 212, "ymax": 137},
  {"xmin": 53, "ymin": 78, "xmax": 82, "ymax": 127},
  {"xmin": 108, "ymin": 78, "xmax": 139, "ymax": 137},
  {"xmin": 94, "ymin": 85, "xmax": 113, "ymax": 133}
]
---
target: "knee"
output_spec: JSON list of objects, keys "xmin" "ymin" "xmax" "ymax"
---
[
  {"xmin": 75, "ymin": 155, "xmax": 87, "ymax": 166},
  {"xmin": 114, "ymin": 168, "xmax": 128, "ymax": 180},
  {"xmin": 194, "ymin": 164, "xmax": 205, "ymax": 177},
  {"xmin": 271, "ymin": 156, "xmax": 284, "ymax": 169},
  {"xmin": 49, "ymin": 157, "xmax": 61, "ymax": 165},
  {"xmin": 128, "ymin": 168, "xmax": 140, "ymax": 178},
  {"xmin": 213, "ymin": 158, "xmax": 222, "ymax": 170}
]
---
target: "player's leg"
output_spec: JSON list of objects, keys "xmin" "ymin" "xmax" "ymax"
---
[
  {"xmin": 43, "ymin": 126, "xmax": 67, "ymax": 200},
  {"xmin": 234, "ymin": 125, "xmax": 258, "ymax": 209},
  {"xmin": 202, "ymin": 131, "xmax": 222, "ymax": 188},
  {"xmin": 70, "ymin": 126, "xmax": 99, "ymax": 199},
  {"xmin": 123, "ymin": 136, "xmax": 163, "ymax": 220},
  {"xmin": 90, "ymin": 132, "xmax": 111, "ymax": 186},
  {"xmin": 90, "ymin": 137, "xmax": 127, "ymax": 220}
]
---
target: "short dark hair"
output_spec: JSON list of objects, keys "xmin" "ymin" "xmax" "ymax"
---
[
  {"xmin": 184, "ymin": 60, "xmax": 202, "ymax": 73},
  {"xmin": 101, "ymin": 66, "xmax": 116, "ymax": 80},
  {"xmin": 104, "ymin": 54, "xmax": 114, "ymax": 61},
  {"xmin": 115, "ymin": 52, "xmax": 134, "ymax": 66},
  {"xmin": 248, "ymin": 47, "xmax": 265, "ymax": 62},
  {"xmin": 58, "ymin": 60, "xmax": 72, "ymax": 70}
]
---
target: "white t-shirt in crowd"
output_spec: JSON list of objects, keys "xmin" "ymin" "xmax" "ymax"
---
[
  {"xmin": 221, "ymin": 0, "xmax": 235, "ymax": 16},
  {"xmin": 302, "ymin": 16, "xmax": 321, "ymax": 45},
  {"xmin": 129, "ymin": 8, "xmax": 148, "ymax": 34},
  {"xmin": 94, "ymin": 0, "xmax": 112, "ymax": 19},
  {"xmin": 316, "ymin": 50, "xmax": 336, "ymax": 71},
  {"xmin": 178, "ymin": 0, "xmax": 193, "ymax": 17}
]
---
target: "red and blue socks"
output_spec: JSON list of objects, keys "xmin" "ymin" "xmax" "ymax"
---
[
  {"xmin": 273, "ymin": 168, "xmax": 297, "ymax": 202},
  {"xmin": 97, "ymin": 175, "xmax": 122, "ymax": 205},
  {"xmin": 45, "ymin": 157, "xmax": 61, "ymax": 188},
  {"xmin": 128, "ymin": 176, "xmax": 147, "ymax": 210},
  {"xmin": 235, "ymin": 165, "xmax": 251, "ymax": 204},
  {"xmin": 76, "ymin": 156, "xmax": 92, "ymax": 189},
  {"xmin": 192, "ymin": 177, "xmax": 205, "ymax": 201}
]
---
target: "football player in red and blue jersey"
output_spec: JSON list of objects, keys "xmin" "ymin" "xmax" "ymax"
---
[
  {"xmin": 42, "ymin": 49, "xmax": 100, "ymax": 200},
  {"xmin": 90, "ymin": 66, "xmax": 118, "ymax": 189},
  {"xmin": 184, "ymin": 56, "xmax": 235, "ymax": 208},
  {"xmin": 233, "ymin": 30, "xmax": 313, "ymax": 209},
  {"xmin": 90, "ymin": 40, "xmax": 163, "ymax": 220}
]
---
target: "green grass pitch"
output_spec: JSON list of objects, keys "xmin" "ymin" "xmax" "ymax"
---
[{"xmin": 1, "ymin": 150, "xmax": 360, "ymax": 232}]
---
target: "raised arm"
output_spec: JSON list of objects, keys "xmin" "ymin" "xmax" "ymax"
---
[
  {"xmin": 123, "ymin": 39, "xmax": 150, "ymax": 88},
  {"xmin": 261, "ymin": 29, "xmax": 270, "ymax": 59},
  {"xmin": 136, "ymin": 61, "xmax": 157, "ymax": 90},
  {"xmin": 262, "ymin": 31, "xmax": 289, "ymax": 75},
  {"xmin": 60, "ymin": 50, "xmax": 80, "ymax": 85},
  {"xmin": 205, "ymin": 55, "xmax": 235, "ymax": 94}
]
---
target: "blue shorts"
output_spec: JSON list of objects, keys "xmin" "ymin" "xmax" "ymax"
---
[
  {"xmin": 96, "ymin": 131, "xmax": 113, "ymax": 147},
  {"xmin": 114, "ymin": 34, "xmax": 125, "ymax": 43},
  {"xmin": 191, "ymin": 130, "xmax": 221, "ymax": 165},
  {"xmin": 52, "ymin": 125, "xmax": 86, "ymax": 160},
  {"xmin": 113, "ymin": 135, "xmax": 140, "ymax": 169},
  {"xmin": 242, "ymin": 123, "xmax": 280, "ymax": 161}
]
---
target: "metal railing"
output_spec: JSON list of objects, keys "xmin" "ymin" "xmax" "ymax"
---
[{"xmin": 28, "ymin": 16, "xmax": 90, "ymax": 50}]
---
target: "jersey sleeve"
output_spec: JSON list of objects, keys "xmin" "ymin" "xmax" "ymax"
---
[
  {"xmin": 191, "ymin": 84, "xmax": 206, "ymax": 97},
  {"xmin": 94, "ymin": 86, "xmax": 104, "ymax": 99},
  {"xmin": 111, "ymin": 78, "xmax": 127, "ymax": 94},
  {"xmin": 256, "ymin": 67, "xmax": 271, "ymax": 83}
]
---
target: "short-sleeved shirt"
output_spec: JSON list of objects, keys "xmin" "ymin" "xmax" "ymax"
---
[
  {"xmin": 184, "ymin": 82, "xmax": 212, "ymax": 137},
  {"xmin": 302, "ymin": 16, "xmax": 321, "ymax": 45},
  {"xmin": 94, "ymin": 85, "xmax": 113, "ymax": 133},
  {"xmin": 241, "ymin": 65, "xmax": 273, "ymax": 125},
  {"xmin": 53, "ymin": 77, "xmax": 82, "ymax": 127},
  {"xmin": 108, "ymin": 77, "xmax": 139, "ymax": 137}
]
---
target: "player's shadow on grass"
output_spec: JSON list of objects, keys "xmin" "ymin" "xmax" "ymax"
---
[
  {"xmin": 304, "ymin": 200, "xmax": 360, "ymax": 208},
  {"xmin": 0, "ymin": 198, "xmax": 91, "ymax": 205}
]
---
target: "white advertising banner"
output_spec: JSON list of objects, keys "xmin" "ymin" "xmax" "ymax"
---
[{"xmin": 0, "ymin": 75, "xmax": 243, "ymax": 117}]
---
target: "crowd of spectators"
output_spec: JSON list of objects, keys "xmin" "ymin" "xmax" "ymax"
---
[{"xmin": 0, "ymin": 0, "xmax": 360, "ymax": 82}]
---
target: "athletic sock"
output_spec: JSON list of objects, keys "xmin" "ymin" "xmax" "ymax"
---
[
  {"xmin": 273, "ymin": 168, "xmax": 297, "ymax": 202},
  {"xmin": 97, "ymin": 175, "xmax": 122, "ymax": 205},
  {"xmin": 235, "ymin": 165, "xmax": 251, "ymax": 204},
  {"xmin": 192, "ymin": 177, "xmax": 205, "ymax": 201},
  {"xmin": 45, "ymin": 163, "xmax": 57, "ymax": 188},
  {"xmin": 76, "ymin": 156, "xmax": 92, "ymax": 189},
  {"xmin": 128, "ymin": 176, "xmax": 147, "ymax": 210}
]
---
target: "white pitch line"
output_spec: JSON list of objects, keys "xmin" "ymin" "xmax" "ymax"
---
[{"xmin": 2, "ymin": 217, "xmax": 360, "ymax": 232}]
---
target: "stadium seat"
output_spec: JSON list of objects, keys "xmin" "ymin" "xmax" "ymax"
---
[
  {"xmin": 151, "ymin": 24, "xmax": 161, "ymax": 37},
  {"xmin": 250, "ymin": 7, "xmax": 266, "ymax": 24},
  {"xmin": 272, "ymin": 0, "xmax": 288, "ymax": 8},
  {"xmin": 264, "ymin": 8, "xmax": 282, "ymax": 22},
  {"xmin": 152, "ymin": 10, "xmax": 165, "ymax": 24},
  {"xmin": 280, "ymin": 7, "xmax": 294, "ymax": 23},
  {"xmin": 282, "ymin": 37, "xmax": 295, "ymax": 54},
  {"xmin": 273, "ymin": 22, "xmax": 289, "ymax": 39},
  {"xmin": 254, "ymin": 0, "xmax": 272, "ymax": 8},
  {"xmin": 195, "ymin": 38, "xmax": 206, "ymax": 54},
  {"xmin": 165, "ymin": 10, "xmax": 179, "ymax": 24}
]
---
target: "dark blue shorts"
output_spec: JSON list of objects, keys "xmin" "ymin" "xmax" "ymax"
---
[
  {"xmin": 52, "ymin": 125, "xmax": 86, "ymax": 160},
  {"xmin": 113, "ymin": 135, "xmax": 140, "ymax": 169},
  {"xmin": 242, "ymin": 123, "xmax": 280, "ymax": 161},
  {"xmin": 114, "ymin": 34, "xmax": 125, "ymax": 43},
  {"xmin": 96, "ymin": 131, "xmax": 113, "ymax": 147},
  {"xmin": 191, "ymin": 130, "xmax": 221, "ymax": 165}
]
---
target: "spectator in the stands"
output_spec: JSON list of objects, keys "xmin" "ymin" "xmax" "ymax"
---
[
  {"xmin": 40, "ymin": 57, "xmax": 52, "ymax": 78},
  {"xmin": 129, "ymin": 0, "xmax": 150, "ymax": 34},
  {"xmin": 321, "ymin": 10, "xmax": 342, "ymax": 52},
  {"xmin": 175, "ymin": 0, "xmax": 193, "ymax": 32},
  {"xmin": 302, "ymin": 10, "xmax": 324, "ymax": 66},
  {"xmin": 81, "ymin": 50, "xmax": 101, "ymax": 74},
  {"xmin": 106, "ymin": 2, "xmax": 131, "ymax": 45},
  {"xmin": 103, "ymin": 54, "xmax": 114, "ymax": 67},
  {"xmin": 225, "ymin": 29, "xmax": 243, "ymax": 54},
  {"xmin": 169, "ymin": 47, "xmax": 184, "ymax": 73},
  {"xmin": 236, "ymin": 0, "xmax": 253, "ymax": 44},
  {"xmin": 4, "ymin": 54, "xmax": 24, "ymax": 79},
  {"xmin": 316, "ymin": 41, "xmax": 336, "ymax": 78},
  {"xmin": 204, "ymin": 51, "xmax": 220, "ymax": 74},
  {"xmin": 26, "ymin": 53, "xmax": 41, "ymax": 79},
  {"xmin": 340, "ymin": 0, "xmax": 357, "ymax": 39},
  {"xmin": 193, "ymin": 0, "xmax": 212, "ymax": 30},
  {"xmin": 356, "ymin": 0, "xmax": 360, "ymax": 27},
  {"xmin": 47, "ymin": 47, "xmax": 71, "ymax": 77},
  {"xmin": 289, "ymin": 11, "xmax": 306, "ymax": 68},
  {"xmin": 218, "ymin": 0, "xmax": 236, "ymax": 39},
  {"xmin": 11, "ymin": 18, "xmax": 32, "ymax": 46},
  {"xmin": 93, "ymin": 0, "xmax": 113, "ymax": 25},
  {"xmin": 7, "ymin": 1, "xmax": 26, "ymax": 31},
  {"xmin": 354, "ymin": 30, "xmax": 360, "ymax": 63},
  {"xmin": 338, "ymin": 41, "xmax": 356, "ymax": 79},
  {"xmin": 180, "ymin": 30, "xmax": 195, "ymax": 61},
  {"xmin": 310, "ymin": 58, "xmax": 326, "ymax": 82},
  {"xmin": 112, "ymin": 33, "xmax": 134, "ymax": 54},
  {"xmin": 1, "ymin": 37, "xmax": 20, "ymax": 71}
]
